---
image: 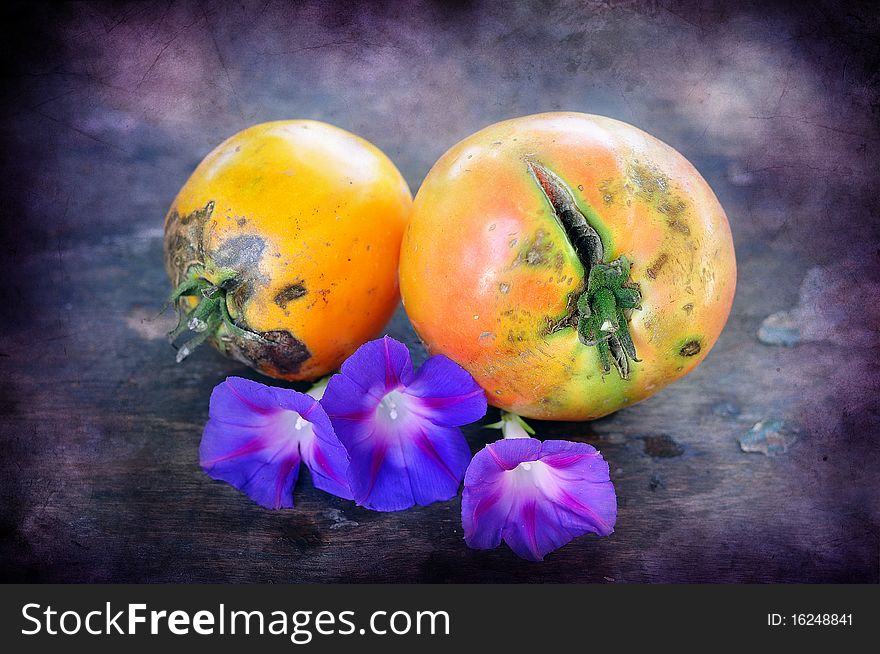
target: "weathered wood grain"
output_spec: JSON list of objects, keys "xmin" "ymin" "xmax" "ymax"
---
[{"xmin": 1, "ymin": 0, "xmax": 878, "ymax": 582}]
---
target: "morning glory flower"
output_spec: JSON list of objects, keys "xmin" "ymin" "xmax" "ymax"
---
[
  {"xmin": 200, "ymin": 376, "xmax": 352, "ymax": 509},
  {"xmin": 321, "ymin": 336, "xmax": 487, "ymax": 512},
  {"xmin": 462, "ymin": 415, "xmax": 617, "ymax": 561}
]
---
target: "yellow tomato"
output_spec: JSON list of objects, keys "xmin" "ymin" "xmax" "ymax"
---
[
  {"xmin": 399, "ymin": 113, "xmax": 736, "ymax": 420},
  {"xmin": 164, "ymin": 120, "xmax": 412, "ymax": 380}
]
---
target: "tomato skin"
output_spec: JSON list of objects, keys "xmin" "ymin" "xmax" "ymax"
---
[
  {"xmin": 164, "ymin": 120, "xmax": 412, "ymax": 380},
  {"xmin": 399, "ymin": 112, "xmax": 736, "ymax": 420}
]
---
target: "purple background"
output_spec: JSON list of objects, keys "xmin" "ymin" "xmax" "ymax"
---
[{"xmin": 1, "ymin": 0, "xmax": 878, "ymax": 582}]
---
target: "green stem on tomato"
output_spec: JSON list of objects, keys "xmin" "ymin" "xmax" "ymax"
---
[
  {"xmin": 529, "ymin": 159, "xmax": 642, "ymax": 380},
  {"xmin": 165, "ymin": 264, "xmax": 267, "ymax": 362}
]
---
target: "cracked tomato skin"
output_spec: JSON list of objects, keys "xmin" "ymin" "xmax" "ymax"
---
[
  {"xmin": 399, "ymin": 113, "xmax": 736, "ymax": 420},
  {"xmin": 164, "ymin": 120, "xmax": 412, "ymax": 380}
]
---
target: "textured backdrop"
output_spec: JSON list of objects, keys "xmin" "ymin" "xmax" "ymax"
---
[{"xmin": 1, "ymin": 0, "xmax": 878, "ymax": 582}]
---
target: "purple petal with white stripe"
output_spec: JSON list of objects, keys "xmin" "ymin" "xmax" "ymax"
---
[
  {"xmin": 200, "ymin": 377, "xmax": 352, "ymax": 509},
  {"xmin": 462, "ymin": 438, "xmax": 616, "ymax": 561},
  {"xmin": 321, "ymin": 336, "xmax": 487, "ymax": 511}
]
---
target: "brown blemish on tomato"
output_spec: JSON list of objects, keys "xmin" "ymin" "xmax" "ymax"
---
[
  {"xmin": 679, "ymin": 340, "xmax": 702, "ymax": 357},
  {"xmin": 274, "ymin": 282, "xmax": 308, "ymax": 308},
  {"xmin": 667, "ymin": 217, "xmax": 691, "ymax": 235},
  {"xmin": 514, "ymin": 229, "xmax": 555, "ymax": 267},
  {"xmin": 209, "ymin": 234, "xmax": 269, "ymax": 312},
  {"xmin": 658, "ymin": 197, "xmax": 687, "ymax": 217},
  {"xmin": 554, "ymin": 252, "xmax": 565, "ymax": 270},
  {"xmin": 224, "ymin": 329, "xmax": 311, "ymax": 376},
  {"xmin": 499, "ymin": 282, "xmax": 511, "ymax": 294},
  {"xmin": 682, "ymin": 303, "xmax": 694, "ymax": 314},
  {"xmin": 213, "ymin": 234, "xmax": 267, "ymax": 270},
  {"xmin": 628, "ymin": 161, "xmax": 692, "ymax": 235},
  {"xmin": 646, "ymin": 253, "xmax": 668, "ymax": 279},
  {"xmin": 163, "ymin": 201, "xmax": 215, "ymax": 283},
  {"xmin": 599, "ymin": 179, "xmax": 615, "ymax": 205},
  {"xmin": 628, "ymin": 161, "xmax": 669, "ymax": 198}
]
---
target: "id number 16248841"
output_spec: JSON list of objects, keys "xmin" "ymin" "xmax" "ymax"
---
[{"xmin": 767, "ymin": 614, "xmax": 854, "ymax": 627}]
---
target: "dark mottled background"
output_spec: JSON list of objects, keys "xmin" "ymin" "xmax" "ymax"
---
[{"xmin": 1, "ymin": 0, "xmax": 878, "ymax": 582}]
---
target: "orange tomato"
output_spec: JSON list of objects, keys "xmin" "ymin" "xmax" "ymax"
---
[
  {"xmin": 164, "ymin": 120, "xmax": 412, "ymax": 380},
  {"xmin": 399, "ymin": 113, "xmax": 735, "ymax": 420}
]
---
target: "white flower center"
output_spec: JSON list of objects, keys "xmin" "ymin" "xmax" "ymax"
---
[
  {"xmin": 279, "ymin": 410, "xmax": 310, "ymax": 440},
  {"xmin": 510, "ymin": 459, "xmax": 556, "ymax": 493},
  {"xmin": 377, "ymin": 390, "xmax": 407, "ymax": 422}
]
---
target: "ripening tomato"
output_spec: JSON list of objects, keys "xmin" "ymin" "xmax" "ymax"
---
[
  {"xmin": 399, "ymin": 112, "xmax": 735, "ymax": 420},
  {"xmin": 164, "ymin": 120, "xmax": 412, "ymax": 380}
]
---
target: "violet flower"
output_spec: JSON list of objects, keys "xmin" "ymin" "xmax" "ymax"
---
[
  {"xmin": 200, "ymin": 376, "xmax": 352, "ymax": 509},
  {"xmin": 321, "ymin": 336, "xmax": 487, "ymax": 512},
  {"xmin": 462, "ymin": 412, "xmax": 617, "ymax": 561}
]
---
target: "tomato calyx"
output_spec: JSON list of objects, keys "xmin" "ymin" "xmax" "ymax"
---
[
  {"xmin": 166, "ymin": 263, "xmax": 268, "ymax": 363},
  {"xmin": 528, "ymin": 160, "xmax": 641, "ymax": 380},
  {"xmin": 576, "ymin": 257, "xmax": 642, "ymax": 379}
]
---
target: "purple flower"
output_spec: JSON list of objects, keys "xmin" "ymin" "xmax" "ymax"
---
[
  {"xmin": 462, "ymin": 437, "xmax": 617, "ymax": 561},
  {"xmin": 200, "ymin": 377, "xmax": 352, "ymax": 509},
  {"xmin": 321, "ymin": 336, "xmax": 487, "ymax": 512}
]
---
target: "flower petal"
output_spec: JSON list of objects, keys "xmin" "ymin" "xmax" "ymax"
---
[
  {"xmin": 320, "ymin": 373, "xmax": 378, "ymax": 421},
  {"xmin": 462, "ymin": 438, "xmax": 616, "ymax": 561},
  {"xmin": 322, "ymin": 338, "xmax": 485, "ymax": 512},
  {"xmin": 399, "ymin": 423, "xmax": 472, "ymax": 507},
  {"xmin": 534, "ymin": 440, "xmax": 616, "ymax": 539},
  {"xmin": 460, "ymin": 439, "xmax": 541, "ymax": 550},
  {"xmin": 211, "ymin": 376, "xmax": 282, "ymax": 421},
  {"xmin": 200, "ymin": 379, "xmax": 300, "ymax": 509},
  {"xmin": 404, "ymin": 354, "xmax": 488, "ymax": 427},
  {"xmin": 471, "ymin": 437, "xmax": 543, "ymax": 473},
  {"xmin": 342, "ymin": 423, "xmax": 415, "ymax": 512},
  {"xmin": 337, "ymin": 336, "xmax": 414, "ymax": 398},
  {"xmin": 200, "ymin": 377, "xmax": 351, "ymax": 508},
  {"xmin": 326, "ymin": 404, "xmax": 471, "ymax": 511},
  {"xmin": 284, "ymin": 394, "xmax": 353, "ymax": 501}
]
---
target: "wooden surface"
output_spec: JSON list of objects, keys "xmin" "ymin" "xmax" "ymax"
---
[{"xmin": 1, "ymin": 0, "xmax": 878, "ymax": 582}]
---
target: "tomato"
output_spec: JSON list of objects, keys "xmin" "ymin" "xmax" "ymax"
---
[
  {"xmin": 164, "ymin": 120, "xmax": 412, "ymax": 380},
  {"xmin": 399, "ymin": 112, "xmax": 735, "ymax": 420}
]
